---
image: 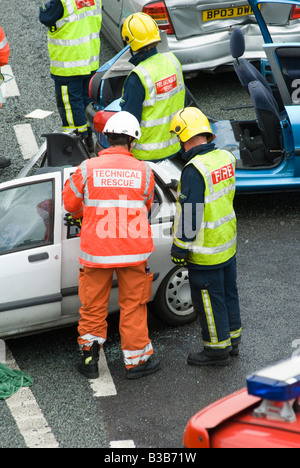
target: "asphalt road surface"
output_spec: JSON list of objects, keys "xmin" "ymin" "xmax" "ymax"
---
[{"xmin": 0, "ymin": 0, "xmax": 299, "ymax": 450}]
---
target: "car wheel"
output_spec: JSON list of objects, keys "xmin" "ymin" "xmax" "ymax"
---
[{"xmin": 151, "ymin": 266, "xmax": 197, "ymax": 326}]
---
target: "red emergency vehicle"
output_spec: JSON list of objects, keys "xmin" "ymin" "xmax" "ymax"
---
[{"xmin": 184, "ymin": 358, "xmax": 300, "ymax": 448}]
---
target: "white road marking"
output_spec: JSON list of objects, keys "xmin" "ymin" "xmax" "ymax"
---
[
  {"xmin": 89, "ymin": 351, "xmax": 117, "ymax": 397},
  {"xmin": 110, "ymin": 440, "xmax": 136, "ymax": 448},
  {"xmin": 1, "ymin": 65, "xmax": 20, "ymax": 98},
  {"xmin": 3, "ymin": 347, "xmax": 119, "ymax": 448},
  {"xmin": 2, "ymin": 66, "xmax": 47, "ymax": 162},
  {"xmin": 4, "ymin": 349, "xmax": 59, "ymax": 448},
  {"xmin": 13, "ymin": 123, "xmax": 39, "ymax": 160},
  {"xmin": 25, "ymin": 109, "xmax": 54, "ymax": 119}
]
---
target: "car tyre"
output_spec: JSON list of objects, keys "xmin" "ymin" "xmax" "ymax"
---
[{"xmin": 151, "ymin": 266, "xmax": 196, "ymax": 326}]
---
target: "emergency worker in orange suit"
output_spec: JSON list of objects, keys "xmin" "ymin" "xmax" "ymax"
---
[
  {"xmin": 0, "ymin": 26, "xmax": 9, "ymax": 89},
  {"xmin": 62, "ymin": 111, "xmax": 161, "ymax": 380},
  {"xmin": 0, "ymin": 25, "xmax": 11, "ymax": 169}
]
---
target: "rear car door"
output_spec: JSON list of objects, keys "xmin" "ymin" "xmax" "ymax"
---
[
  {"xmin": 147, "ymin": 161, "xmax": 178, "ymax": 293},
  {"xmin": 0, "ymin": 172, "xmax": 62, "ymax": 338},
  {"xmin": 102, "ymin": 0, "xmax": 125, "ymax": 48}
]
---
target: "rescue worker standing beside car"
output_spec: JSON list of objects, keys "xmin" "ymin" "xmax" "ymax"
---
[
  {"xmin": 39, "ymin": 0, "xmax": 102, "ymax": 155},
  {"xmin": 0, "ymin": 25, "xmax": 11, "ymax": 169},
  {"xmin": 120, "ymin": 12, "xmax": 186, "ymax": 162},
  {"xmin": 170, "ymin": 107, "xmax": 242, "ymax": 367},
  {"xmin": 62, "ymin": 111, "xmax": 160, "ymax": 380}
]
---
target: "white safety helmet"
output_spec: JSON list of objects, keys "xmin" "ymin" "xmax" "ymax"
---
[{"xmin": 103, "ymin": 111, "xmax": 141, "ymax": 140}]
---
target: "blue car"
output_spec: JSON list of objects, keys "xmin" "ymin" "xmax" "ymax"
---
[{"xmin": 86, "ymin": 0, "xmax": 300, "ymax": 194}]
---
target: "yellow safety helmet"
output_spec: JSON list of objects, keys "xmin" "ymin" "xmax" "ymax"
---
[
  {"xmin": 170, "ymin": 107, "xmax": 215, "ymax": 143},
  {"xmin": 122, "ymin": 12, "xmax": 161, "ymax": 52}
]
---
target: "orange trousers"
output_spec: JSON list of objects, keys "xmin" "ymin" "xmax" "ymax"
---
[{"xmin": 77, "ymin": 262, "xmax": 154, "ymax": 369}]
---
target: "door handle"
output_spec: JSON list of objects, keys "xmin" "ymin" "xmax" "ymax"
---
[{"xmin": 28, "ymin": 252, "xmax": 49, "ymax": 263}]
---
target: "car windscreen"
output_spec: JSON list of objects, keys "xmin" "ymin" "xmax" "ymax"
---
[
  {"xmin": 260, "ymin": 2, "xmax": 293, "ymax": 26},
  {"xmin": 0, "ymin": 180, "xmax": 54, "ymax": 254}
]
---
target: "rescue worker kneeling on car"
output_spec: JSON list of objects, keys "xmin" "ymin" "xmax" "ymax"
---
[
  {"xmin": 62, "ymin": 111, "xmax": 160, "ymax": 380},
  {"xmin": 120, "ymin": 12, "xmax": 186, "ymax": 162},
  {"xmin": 170, "ymin": 108, "xmax": 242, "ymax": 367}
]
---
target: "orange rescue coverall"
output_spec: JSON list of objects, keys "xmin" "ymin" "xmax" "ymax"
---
[
  {"xmin": 0, "ymin": 26, "xmax": 10, "ymax": 109},
  {"xmin": 62, "ymin": 147, "xmax": 155, "ymax": 369}
]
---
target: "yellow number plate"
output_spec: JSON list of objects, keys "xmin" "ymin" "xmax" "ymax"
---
[{"xmin": 203, "ymin": 5, "xmax": 254, "ymax": 22}]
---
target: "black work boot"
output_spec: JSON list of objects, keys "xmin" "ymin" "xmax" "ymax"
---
[
  {"xmin": 126, "ymin": 357, "xmax": 161, "ymax": 380},
  {"xmin": 229, "ymin": 343, "xmax": 239, "ymax": 357},
  {"xmin": 0, "ymin": 156, "xmax": 11, "ymax": 169},
  {"xmin": 79, "ymin": 342, "xmax": 100, "ymax": 379},
  {"xmin": 85, "ymin": 128, "xmax": 96, "ymax": 156},
  {"xmin": 187, "ymin": 350, "xmax": 230, "ymax": 367},
  {"xmin": 79, "ymin": 128, "xmax": 96, "ymax": 157}
]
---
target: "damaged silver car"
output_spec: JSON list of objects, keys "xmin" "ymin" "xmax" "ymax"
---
[{"xmin": 102, "ymin": 0, "xmax": 300, "ymax": 73}]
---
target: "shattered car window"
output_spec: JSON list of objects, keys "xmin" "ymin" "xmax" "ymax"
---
[{"xmin": 0, "ymin": 181, "xmax": 54, "ymax": 254}]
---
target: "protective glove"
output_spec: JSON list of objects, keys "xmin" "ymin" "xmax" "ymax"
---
[
  {"xmin": 171, "ymin": 247, "xmax": 188, "ymax": 267},
  {"xmin": 64, "ymin": 213, "xmax": 82, "ymax": 229}
]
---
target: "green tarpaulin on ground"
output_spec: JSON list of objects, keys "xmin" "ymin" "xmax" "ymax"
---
[{"xmin": 0, "ymin": 363, "xmax": 33, "ymax": 400}]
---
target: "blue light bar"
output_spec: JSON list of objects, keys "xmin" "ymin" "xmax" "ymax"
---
[{"xmin": 247, "ymin": 358, "xmax": 300, "ymax": 402}]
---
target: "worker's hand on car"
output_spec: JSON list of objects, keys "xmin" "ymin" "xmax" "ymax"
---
[
  {"xmin": 171, "ymin": 248, "xmax": 188, "ymax": 267},
  {"xmin": 64, "ymin": 213, "xmax": 82, "ymax": 229}
]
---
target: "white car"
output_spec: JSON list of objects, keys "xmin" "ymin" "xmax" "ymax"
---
[
  {"xmin": 0, "ymin": 136, "xmax": 195, "ymax": 340},
  {"xmin": 101, "ymin": 0, "xmax": 300, "ymax": 74}
]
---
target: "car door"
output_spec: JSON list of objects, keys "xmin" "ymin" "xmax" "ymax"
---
[
  {"xmin": 263, "ymin": 40, "xmax": 300, "ymax": 178},
  {"xmin": 147, "ymin": 161, "xmax": 178, "ymax": 296},
  {"xmin": 249, "ymin": 0, "xmax": 300, "ymax": 177},
  {"xmin": 0, "ymin": 172, "xmax": 62, "ymax": 338},
  {"xmin": 102, "ymin": 0, "xmax": 125, "ymax": 49}
]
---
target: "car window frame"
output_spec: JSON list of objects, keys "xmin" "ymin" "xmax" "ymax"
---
[
  {"xmin": 0, "ymin": 177, "xmax": 57, "ymax": 256},
  {"xmin": 263, "ymin": 43, "xmax": 299, "ymax": 106}
]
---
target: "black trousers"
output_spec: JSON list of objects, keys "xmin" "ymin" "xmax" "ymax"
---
[
  {"xmin": 188, "ymin": 256, "xmax": 242, "ymax": 354},
  {"xmin": 53, "ymin": 73, "xmax": 95, "ymax": 137}
]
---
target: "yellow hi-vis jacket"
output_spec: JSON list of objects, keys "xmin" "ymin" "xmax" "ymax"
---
[
  {"xmin": 129, "ymin": 52, "xmax": 186, "ymax": 161},
  {"xmin": 173, "ymin": 149, "xmax": 237, "ymax": 266},
  {"xmin": 47, "ymin": 0, "xmax": 102, "ymax": 77}
]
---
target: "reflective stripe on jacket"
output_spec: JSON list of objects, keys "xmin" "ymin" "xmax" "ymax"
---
[
  {"xmin": 129, "ymin": 52, "xmax": 186, "ymax": 161},
  {"xmin": 173, "ymin": 149, "xmax": 237, "ymax": 266},
  {"xmin": 62, "ymin": 147, "xmax": 155, "ymax": 268},
  {"xmin": 0, "ymin": 26, "xmax": 9, "ymax": 67},
  {"xmin": 47, "ymin": 0, "xmax": 102, "ymax": 76}
]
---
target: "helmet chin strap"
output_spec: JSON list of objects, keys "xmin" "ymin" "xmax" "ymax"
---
[{"xmin": 128, "ymin": 136, "xmax": 134, "ymax": 151}]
